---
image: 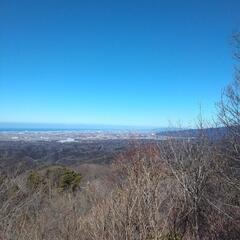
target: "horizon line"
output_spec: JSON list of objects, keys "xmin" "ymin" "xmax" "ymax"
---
[{"xmin": 0, "ymin": 121, "xmax": 170, "ymax": 130}]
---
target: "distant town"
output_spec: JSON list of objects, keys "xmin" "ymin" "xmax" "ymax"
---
[{"xmin": 0, "ymin": 129, "xmax": 161, "ymax": 142}]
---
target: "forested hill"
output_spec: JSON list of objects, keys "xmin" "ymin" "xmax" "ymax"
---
[{"xmin": 157, "ymin": 127, "xmax": 228, "ymax": 140}]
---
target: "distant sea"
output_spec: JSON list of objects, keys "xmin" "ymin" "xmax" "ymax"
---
[
  {"xmin": 0, "ymin": 123, "xmax": 173, "ymax": 133},
  {"xmin": 0, "ymin": 128, "xmax": 111, "ymax": 132}
]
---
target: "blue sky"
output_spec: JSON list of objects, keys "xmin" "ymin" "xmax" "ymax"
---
[{"xmin": 0, "ymin": 0, "xmax": 240, "ymax": 127}]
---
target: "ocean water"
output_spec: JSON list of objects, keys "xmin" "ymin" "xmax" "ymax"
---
[{"xmin": 0, "ymin": 123, "xmax": 165, "ymax": 133}]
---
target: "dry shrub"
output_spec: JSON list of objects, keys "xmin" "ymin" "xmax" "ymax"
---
[
  {"xmin": 81, "ymin": 131, "xmax": 239, "ymax": 240},
  {"xmin": 1, "ymin": 131, "xmax": 240, "ymax": 240},
  {"xmin": 82, "ymin": 147, "xmax": 175, "ymax": 240},
  {"xmin": 1, "ymin": 134, "xmax": 239, "ymax": 240}
]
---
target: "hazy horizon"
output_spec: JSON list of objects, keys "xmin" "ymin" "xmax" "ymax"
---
[{"xmin": 0, "ymin": 121, "xmax": 174, "ymax": 131}]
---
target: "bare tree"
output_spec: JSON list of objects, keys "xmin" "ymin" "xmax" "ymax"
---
[
  {"xmin": 217, "ymin": 32, "xmax": 240, "ymax": 193},
  {"xmin": 214, "ymin": 32, "xmax": 240, "ymax": 238}
]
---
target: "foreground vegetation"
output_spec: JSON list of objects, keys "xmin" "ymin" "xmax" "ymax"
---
[{"xmin": 0, "ymin": 122, "xmax": 239, "ymax": 239}]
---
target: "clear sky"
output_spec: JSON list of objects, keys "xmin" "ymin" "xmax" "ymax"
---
[{"xmin": 0, "ymin": 0, "xmax": 240, "ymax": 128}]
